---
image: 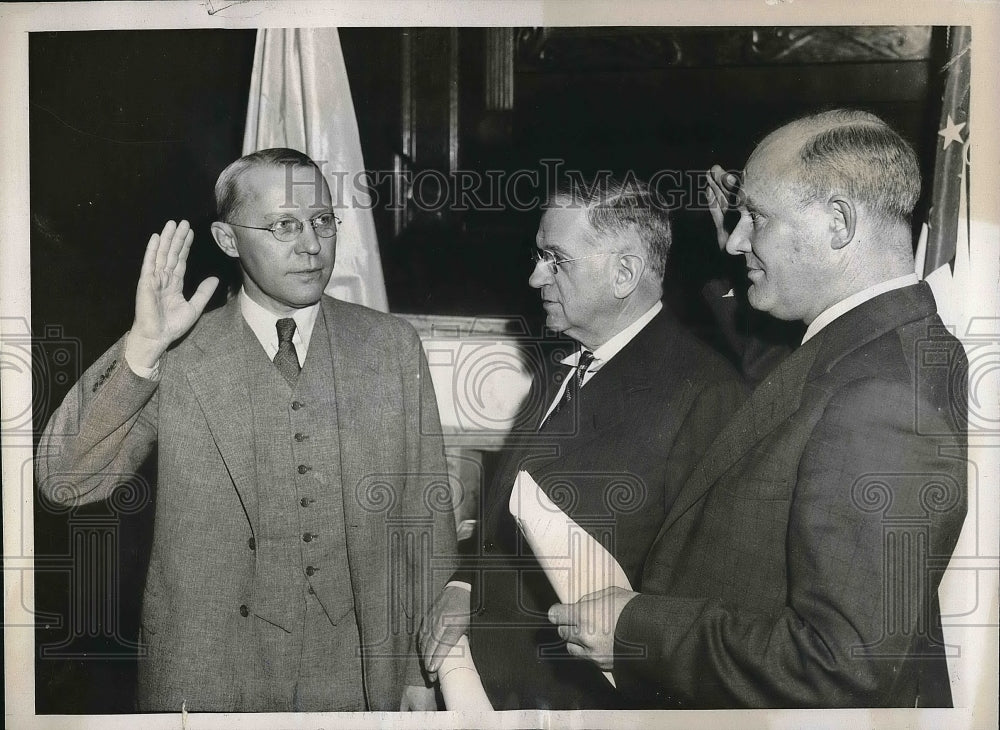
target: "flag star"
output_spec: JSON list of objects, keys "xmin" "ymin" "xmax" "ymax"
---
[{"xmin": 937, "ymin": 114, "xmax": 966, "ymax": 149}]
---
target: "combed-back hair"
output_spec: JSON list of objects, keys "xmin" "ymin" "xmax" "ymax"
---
[
  {"xmin": 547, "ymin": 176, "xmax": 672, "ymax": 281},
  {"xmin": 214, "ymin": 147, "xmax": 321, "ymax": 222},
  {"xmin": 778, "ymin": 109, "xmax": 921, "ymax": 224}
]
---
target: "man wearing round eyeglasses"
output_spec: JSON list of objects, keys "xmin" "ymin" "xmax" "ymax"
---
[
  {"xmin": 36, "ymin": 148, "xmax": 455, "ymax": 713},
  {"xmin": 419, "ymin": 178, "xmax": 746, "ymax": 709}
]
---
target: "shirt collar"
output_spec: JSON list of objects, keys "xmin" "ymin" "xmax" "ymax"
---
[
  {"xmin": 239, "ymin": 288, "xmax": 321, "ymax": 365},
  {"xmin": 801, "ymin": 273, "xmax": 919, "ymax": 345},
  {"xmin": 561, "ymin": 300, "xmax": 663, "ymax": 369}
]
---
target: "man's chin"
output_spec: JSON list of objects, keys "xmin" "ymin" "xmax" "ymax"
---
[
  {"xmin": 543, "ymin": 314, "xmax": 566, "ymax": 333},
  {"xmin": 746, "ymin": 285, "xmax": 767, "ymax": 312},
  {"xmin": 284, "ymin": 288, "xmax": 327, "ymax": 309}
]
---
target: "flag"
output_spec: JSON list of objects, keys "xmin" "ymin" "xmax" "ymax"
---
[
  {"xmin": 914, "ymin": 26, "xmax": 971, "ymax": 331},
  {"xmin": 243, "ymin": 28, "xmax": 389, "ymax": 311}
]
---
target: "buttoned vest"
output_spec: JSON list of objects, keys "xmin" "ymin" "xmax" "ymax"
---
[{"xmin": 241, "ymin": 309, "xmax": 364, "ymax": 706}]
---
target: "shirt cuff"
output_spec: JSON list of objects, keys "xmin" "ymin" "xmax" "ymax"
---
[
  {"xmin": 446, "ymin": 580, "xmax": 472, "ymax": 592},
  {"xmin": 124, "ymin": 333, "xmax": 161, "ymax": 381}
]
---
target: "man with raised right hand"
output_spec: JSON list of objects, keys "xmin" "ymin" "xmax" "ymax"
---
[{"xmin": 36, "ymin": 148, "xmax": 455, "ymax": 712}]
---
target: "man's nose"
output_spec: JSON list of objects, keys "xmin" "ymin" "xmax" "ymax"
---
[
  {"xmin": 294, "ymin": 224, "xmax": 323, "ymax": 255},
  {"xmin": 725, "ymin": 213, "xmax": 753, "ymax": 256},
  {"xmin": 528, "ymin": 260, "xmax": 552, "ymax": 289}
]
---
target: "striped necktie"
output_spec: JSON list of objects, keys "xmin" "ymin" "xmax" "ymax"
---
[{"xmin": 539, "ymin": 349, "xmax": 594, "ymax": 430}]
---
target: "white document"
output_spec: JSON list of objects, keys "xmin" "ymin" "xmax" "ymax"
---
[
  {"xmin": 438, "ymin": 469, "xmax": 632, "ymax": 708},
  {"xmin": 508, "ymin": 470, "xmax": 632, "ymax": 687},
  {"xmin": 438, "ymin": 634, "xmax": 493, "ymax": 711}
]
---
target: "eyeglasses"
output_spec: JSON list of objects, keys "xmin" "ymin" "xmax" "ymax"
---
[
  {"xmin": 530, "ymin": 248, "xmax": 619, "ymax": 276},
  {"xmin": 227, "ymin": 212, "xmax": 340, "ymax": 243}
]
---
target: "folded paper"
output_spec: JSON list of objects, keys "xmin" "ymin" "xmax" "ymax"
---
[
  {"xmin": 438, "ymin": 634, "xmax": 493, "ymax": 711},
  {"xmin": 508, "ymin": 470, "xmax": 632, "ymax": 687}
]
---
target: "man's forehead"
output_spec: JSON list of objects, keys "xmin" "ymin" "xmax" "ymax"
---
[
  {"xmin": 743, "ymin": 135, "xmax": 805, "ymax": 206},
  {"xmin": 539, "ymin": 204, "xmax": 591, "ymax": 237},
  {"xmin": 240, "ymin": 163, "xmax": 331, "ymax": 210}
]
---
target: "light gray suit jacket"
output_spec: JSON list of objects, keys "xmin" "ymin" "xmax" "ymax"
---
[{"xmin": 36, "ymin": 295, "xmax": 456, "ymax": 711}]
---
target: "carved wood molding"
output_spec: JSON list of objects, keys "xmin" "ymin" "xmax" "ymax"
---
[{"xmin": 516, "ymin": 26, "xmax": 933, "ymax": 72}]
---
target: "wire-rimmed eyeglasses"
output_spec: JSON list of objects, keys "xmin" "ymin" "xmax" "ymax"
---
[
  {"xmin": 227, "ymin": 212, "xmax": 340, "ymax": 243},
  {"xmin": 530, "ymin": 248, "xmax": 619, "ymax": 275}
]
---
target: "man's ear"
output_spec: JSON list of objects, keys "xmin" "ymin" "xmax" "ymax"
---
[
  {"xmin": 829, "ymin": 196, "xmax": 856, "ymax": 250},
  {"xmin": 210, "ymin": 222, "xmax": 240, "ymax": 259},
  {"xmin": 613, "ymin": 253, "xmax": 646, "ymax": 299}
]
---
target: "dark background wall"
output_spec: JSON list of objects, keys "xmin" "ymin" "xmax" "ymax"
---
[{"xmin": 29, "ymin": 27, "xmax": 946, "ymax": 712}]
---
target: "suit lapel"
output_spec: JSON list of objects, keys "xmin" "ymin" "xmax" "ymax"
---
[
  {"xmin": 182, "ymin": 298, "xmax": 260, "ymax": 528},
  {"xmin": 658, "ymin": 332, "xmax": 821, "ymax": 534},
  {"xmin": 658, "ymin": 282, "xmax": 940, "ymax": 535},
  {"xmin": 558, "ymin": 309, "xmax": 670, "ymax": 456},
  {"xmin": 486, "ymin": 311, "xmax": 666, "ymax": 520},
  {"xmin": 319, "ymin": 298, "xmax": 384, "ymax": 534}
]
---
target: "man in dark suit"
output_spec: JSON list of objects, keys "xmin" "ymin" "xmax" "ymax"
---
[
  {"xmin": 35, "ymin": 148, "xmax": 455, "ymax": 712},
  {"xmin": 549, "ymin": 110, "xmax": 968, "ymax": 707},
  {"xmin": 419, "ymin": 178, "xmax": 746, "ymax": 709}
]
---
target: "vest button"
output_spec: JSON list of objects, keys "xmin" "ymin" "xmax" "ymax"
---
[
  {"xmin": 247, "ymin": 536, "xmax": 256, "ymax": 550},
  {"xmin": 297, "ymin": 464, "xmax": 311, "ymax": 474},
  {"xmin": 305, "ymin": 565, "xmax": 316, "ymax": 576},
  {"xmin": 291, "ymin": 400, "xmax": 304, "ymax": 410},
  {"xmin": 239, "ymin": 604, "xmax": 249, "ymax": 617},
  {"xmin": 302, "ymin": 532, "xmax": 313, "ymax": 543},
  {"xmin": 307, "ymin": 585, "xmax": 316, "ymax": 595},
  {"xmin": 294, "ymin": 432, "xmax": 307, "ymax": 442},
  {"xmin": 300, "ymin": 497, "xmax": 313, "ymax": 507}
]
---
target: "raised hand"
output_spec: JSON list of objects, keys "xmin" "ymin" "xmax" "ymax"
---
[
  {"xmin": 706, "ymin": 165, "xmax": 743, "ymax": 252},
  {"xmin": 417, "ymin": 584, "xmax": 471, "ymax": 677},
  {"xmin": 128, "ymin": 220, "xmax": 219, "ymax": 369}
]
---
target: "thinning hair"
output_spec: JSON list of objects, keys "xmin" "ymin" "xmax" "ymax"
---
[
  {"xmin": 765, "ymin": 109, "xmax": 921, "ymax": 224},
  {"xmin": 547, "ymin": 176, "xmax": 672, "ymax": 281},
  {"xmin": 214, "ymin": 147, "xmax": 321, "ymax": 222}
]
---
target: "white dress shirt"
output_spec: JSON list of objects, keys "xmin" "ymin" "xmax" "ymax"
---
[{"xmin": 801, "ymin": 274, "xmax": 919, "ymax": 345}]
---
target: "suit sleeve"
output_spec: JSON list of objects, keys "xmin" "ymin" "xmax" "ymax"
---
[
  {"xmin": 35, "ymin": 334, "xmax": 160, "ymax": 506},
  {"xmin": 613, "ymin": 377, "xmax": 967, "ymax": 707},
  {"xmin": 397, "ymin": 323, "xmax": 458, "ymax": 686}
]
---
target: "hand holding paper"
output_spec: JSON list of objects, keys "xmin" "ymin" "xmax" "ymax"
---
[
  {"xmin": 436, "ymin": 469, "xmax": 638, "ymax": 708},
  {"xmin": 547, "ymin": 586, "xmax": 638, "ymax": 671},
  {"xmin": 509, "ymin": 471, "xmax": 638, "ymax": 681}
]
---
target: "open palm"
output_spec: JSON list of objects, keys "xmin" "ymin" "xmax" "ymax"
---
[
  {"xmin": 129, "ymin": 220, "xmax": 218, "ymax": 366},
  {"xmin": 706, "ymin": 164, "xmax": 743, "ymax": 251}
]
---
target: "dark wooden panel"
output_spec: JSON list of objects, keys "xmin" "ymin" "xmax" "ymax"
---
[{"xmin": 517, "ymin": 26, "xmax": 933, "ymax": 72}]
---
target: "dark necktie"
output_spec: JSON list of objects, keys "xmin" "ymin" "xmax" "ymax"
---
[
  {"xmin": 274, "ymin": 317, "xmax": 301, "ymax": 385},
  {"xmin": 539, "ymin": 349, "xmax": 594, "ymax": 430}
]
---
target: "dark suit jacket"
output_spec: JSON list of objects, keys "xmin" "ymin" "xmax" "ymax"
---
[
  {"xmin": 462, "ymin": 308, "xmax": 747, "ymax": 709},
  {"xmin": 36, "ymin": 295, "xmax": 456, "ymax": 711},
  {"xmin": 614, "ymin": 283, "xmax": 968, "ymax": 707}
]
